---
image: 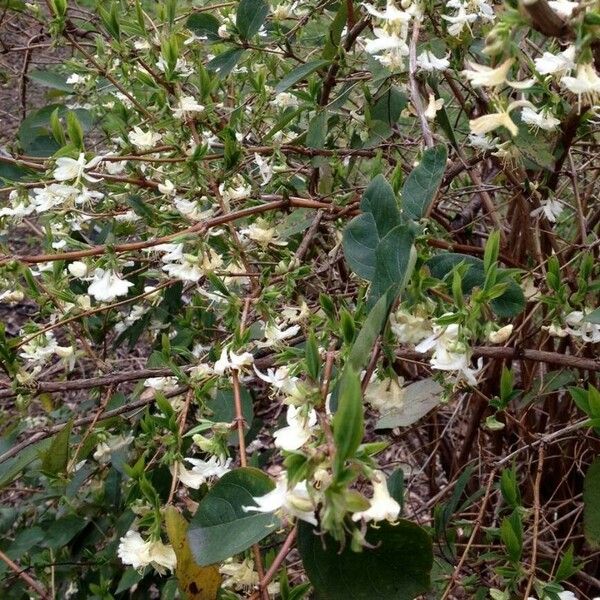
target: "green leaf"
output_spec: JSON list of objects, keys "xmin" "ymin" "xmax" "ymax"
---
[
  {"xmin": 206, "ymin": 387, "xmax": 254, "ymax": 446},
  {"xmin": 342, "ymin": 213, "xmax": 379, "ymax": 280},
  {"xmin": 333, "ymin": 368, "xmax": 363, "ymax": 473},
  {"xmin": 27, "ymin": 69, "xmax": 74, "ymax": 92},
  {"xmin": 369, "ymin": 225, "xmax": 416, "ymax": 306},
  {"xmin": 41, "ymin": 419, "xmax": 73, "ymax": 475},
  {"xmin": 427, "ymin": 253, "xmax": 525, "ymax": 317},
  {"xmin": 583, "ymin": 308, "xmax": 600, "ymax": 324},
  {"xmin": 236, "ymin": 0, "xmax": 269, "ymax": 39},
  {"xmin": 0, "ymin": 438, "xmax": 52, "ymax": 489},
  {"xmin": 207, "ymin": 48, "xmax": 245, "ymax": 77},
  {"xmin": 402, "ymin": 145, "xmax": 447, "ymax": 220},
  {"xmin": 322, "ymin": 1, "xmax": 347, "ymax": 60},
  {"xmin": 584, "ymin": 456, "xmax": 600, "ymax": 549},
  {"xmin": 371, "ymin": 87, "xmax": 408, "ymax": 127},
  {"xmin": 188, "ymin": 467, "xmax": 280, "ymax": 565},
  {"xmin": 275, "ymin": 59, "xmax": 329, "ymax": 93},
  {"xmin": 360, "ymin": 174, "xmax": 401, "ymax": 237},
  {"xmin": 297, "ymin": 520, "xmax": 432, "ymax": 600},
  {"xmin": 387, "ymin": 468, "xmax": 405, "ymax": 511},
  {"xmin": 187, "ymin": 12, "xmax": 220, "ymax": 40},
  {"xmin": 306, "ymin": 111, "xmax": 328, "ymax": 149}
]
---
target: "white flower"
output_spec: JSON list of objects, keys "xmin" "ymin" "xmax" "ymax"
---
[
  {"xmin": 31, "ymin": 184, "xmax": 77, "ymax": 213},
  {"xmin": 390, "ymin": 309, "xmax": 432, "ymax": 344},
  {"xmin": 260, "ymin": 322, "xmax": 301, "ymax": 347},
  {"xmin": 174, "ymin": 456, "xmax": 232, "ymax": 488},
  {"xmin": 214, "ymin": 347, "xmax": 254, "ymax": 374},
  {"xmin": 520, "ymin": 107, "xmax": 561, "ymax": 131},
  {"xmin": 0, "ymin": 289, "xmax": 24, "ymax": 303},
  {"xmin": 351, "ymin": 471, "xmax": 400, "ymax": 523},
  {"xmin": 417, "ymin": 50, "xmax": 450, "ymax": 71},
  {"xmin": 548, "ymin": 0, "xmax": 578, "ymax": 18},
  {"xmin": 362, "ymin": 1, "xmax": 412, "ymax": 24},
  {"xmin": 488, "ymin": 324, "xmax": 513, "ymax": 344},
  {"xmin": 156, "ymin": 56, "xmax": 193, "ymax": 77},
  {"xmin": 118, "ymin": 530, "xmax": 176, "ymax": 574},
  {"xmin": 218, "ymin": 178, "xmax": 252, "ymax": 206},
  {"xmin": 87, "ymin": 269, "xmax": 134, "ymax": 302},
  {"xmin": 462, "ymin": 59, "xmax": 513, "ymax": 87},
  {"xmin": 416, "ymin": 321, "xmax": 480, "ymax": 385},
  {"xmin": 254, "ymin": 365, "xmax": 299, "ymax": 395},
  {"xmin": 174, "ymin": 198, "xmax": 213, "ymax": 221},
  {"xmin": 172, "ymin": 95, "xmax": 204, "ymax": 119},
  {"xmin": 531, "ymin": 198, "xmax": 563, "ymax": 222},
  {"xmin": 93, "ymin": 434, "xmax": 134, "ymax": 462},
  {"xmin": 220, "ymin": 558, "xmax": 259, "ymax": 591},
  {"xmin": 157, "ymin": 180, "xmax": 176, "ymax": 196},
  {"xmin": 270, "ymin": 92, "xmax": 299, "ymax": 109},
  {"xmin": 467, "ymin": 133, "xmax": 499, "ymax": 151},
  {"xmin": 67, "ymin": 261, "xmax": 88, "ymax": 278},
  {"xmin": 66, "ymin": 73, "xmax": 86, "ymax": 85},
  {"xmin": 273, "ymin": 405, "xmax": 317, "ymax": 450},
  {"xmin": 254, "ymin": 153, "xmax": 273, "ymax": 185},
  {"xmin": 144, "ymin": 376, "xmax": 178, "ymax": 392},
  {"xmin": 565, "ymin": 310, "xmax": 600, "ymax": 343},
  {"xmin": 240, "ymin": 218, "xmax": 286, "ymax": 246},
  {"xmin": 243, "ymin": 474, "xmax": 317, "ymax": 525},
  {"xmin": 561, "ymin": 63, "xmax": 600, "ymax": 110},
  {"xmin": 424, "ymin": 94, "xmax": 444, "ymax": 120},
  {"xmin": 470, "ymin": 100, "xmax": 533, "ymax": 137},
  {"xmin": 443, "ymin": 4, "xmax": 478, "ymax": 37},
  {"xmin": 128, "ymin": 126, "xmax": 162, "ymax": 150},
  {"xmin": 534, "ymin": 45, "xmax": 576, "ymax": 75},
  {"xmin": 53, "ymin": 153, "xmax": 101, "ymax": 183}
]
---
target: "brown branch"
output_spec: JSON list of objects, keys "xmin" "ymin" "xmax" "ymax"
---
[{"xmin": 0, "ymin": 549, "xmax": 49, "ymax": 599}]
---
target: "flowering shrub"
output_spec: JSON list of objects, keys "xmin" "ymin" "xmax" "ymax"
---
[{"xmin": 0, "ymin": 0, "xmax": 599, "ymax": 598}]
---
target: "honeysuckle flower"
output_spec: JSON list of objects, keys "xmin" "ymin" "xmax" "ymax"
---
[
  {"xmin": 53, "ymin": 154, "xmax": 101, "ymax": 183},
  {"xmin": 66, "ymin": 73, "xmax": 86, "ymax": 85},
  {"xmin": 417, "ymin": 50, "xmax": 450, "ymax": 71},
  {"xmin": 157, "ymin": 179, "xmax": 176, "ymax": 196},
  {"xmin": 174, "ymin": 197, "xmax": 213, "ymax": 221},
  {"xmin": 0, "ymin": 289, "xmax": 24, "ymax": 304},
  {"xmin": 254, "ymin": 365, "xmax": 299, "ymax": 395},
  {"xmin": 117, "ymin": 530, "xmax": 176, "ymax": 574},
  {"xmin": 19, "ymin": 332, "xmax": 74, "ymax": 365},
  {"xmin": 416, "ymin": 321, "xmax": 481, "ymax": 385},
  {"xmin": 243, "ymin": 474, "xmax": 318, "ymax": 525},
  {"xmin": 67, "ymin": 261, "xmax": 88, "ymax": 278},
  {"xmin": 520, "ymin": 107, "xmax": 561, "ymax": 131},
  {"xmin": 534, "ymin": 45, "xmax": 576, "ymax": 76},
  {"xmin": 365, "ymin": 377, "xmax": 406, "ymax": 412},
  {"xmin": 531, "ymin": 197, "xmax": 563, "ymax": 222},
  {"xmin": 214, "ymin": 347, "xmax": 254, "ymax": 374},
  {"xmin": 362, "ymin": 1, "xmax": 411, "ymax": 24},
  {"xmin": 565, "ymin": 310, "xmax": 600, "ymax": 343},
  {"xmin": 488, "ymin": 324, "xmax": 513, "ymax": 344},
  {"xmin": 240, "ymin": 218, "xmax": 286, "ymax": 246},
  {"xmin": 93, "ymin": 434, "xmax": 134, "ymax": 463},
  {"xmin": 260, "ymin": 322, "xmax": 301, "ymax": 347},
  {"xmin": 462, "ymin": 58, "xmax": 513, "ymax": 87},
  {"xmin": 173, "ymin": 456, "xmax": 232, "ymax": 488},
  {"xmin": 31, "ymin": 184, "xmax": 76, "ymax": 212},
  {"xmin": 467, "ymin": 133, "xmax": 499, "ymax": 150},
  {"xmin": 273, "ymin": 404, "xmax": 317, "ymax": 450},
  {"xmin": 218, "ymin": 177, "xmax": 252, "ymax": 205},
  {"xmin": 254, "ymin": 153, "xmax": 273, "ymax": 185},
  {"xmin": 143, "ymin": 376, "xmax": 178, "ymax": 392},
  {"xmin": 220, "ymin": 558, "xmax": 259, "ymax": 591},
  {"xmin": 87, "ymin": 269, "xmax": 134, "ymax": 302},
  {"xmin": 270, "ymin": 91, "xmax": 299, "ymax": 109},
  {"xmin": 128, "ymin": 126, "xmax": 162, "ymax": 150},
  {"xmin": 172, "ymin": 95, "xmax": 204, "ymax": 119},
  {"xmin": 443, "ymin": 2, "xmax": 478, "ymax": 36},
  {"xmin": 548, "ymin": 0, "xmax": 578, "ymax": 18},
  {"xmin": 351, "ymin": 471, "xmax": 400, "ymax": 523},
  {"xmin": 469, "ymin": 100, "xmax": 533, "ymax": 137},
  {"xmin": 424, "ymin": 94, "xmax": 444, "ymax": 120},
  {"xmin": 390, "ymin": 308, "xmax": 432, "ymax": 344},
  {"xmin": 561, "ymin": 63, "xmax": 600, "ymax": 110},
  {"xmin": 156, "ymin": 55, "xmax": 193, "ymax": 77}
]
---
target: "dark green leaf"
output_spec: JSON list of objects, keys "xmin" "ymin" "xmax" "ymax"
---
[
  {"xmin": 322, "ymin": 1, "xmax": 347, "ymax": 60},
  {"xmin": 41, "ymin": 419, "xmax": 73, "ymax": 475},
  {"xmin": 186, "ymin": 12, "xmax": 220, "ymax": 40},
  {"xmin": 369, "ymin": 225, "xmax": 416, "ymax": 306},
  {"xmin": 371, "ymin": 87, "xmax": 408, "ymax": 127},
  {"xmin": 427, "ymin": 253, "xmax": 525, "ymax": 317},
  {"xmin": 584, "ymin": 456, "xmax": 600, "ymax": 549},
  {"xmin": 402, "ymin": 145, "xmax": 447, "ymax": 220},
  {"xmin": 206, "ymin": 387, "xmax": 254, "ymax": 446},
  {"xmin": 333, "ymin": 368, "xmax": 363, "ymax": 473},
  {"xmin": 297, "ymin": 520, "xmax": 432, "ymax": 600},
  {"xmin": 342, "ymin": 213, "xmax": 379, "ymax": 280},
  {"xmin": 207, "ymin": 48, "xmax": 245, "ymax": 77},
  {"xmin": 387, "ymin": 468, "xmax": 405, "ymax": 511},
  {"xmin": 189, "ymin": 467, "xmax": 280, "ymax": 565},
  {"xmin": 236, "ymin": 0, "xmax": 269, "ymax": 39},
  {"xmin": 583, "ymin": 308, "xmax": 600, "ymax": 324},
  {"xmin": 360, "ymin": 174, "xmax": 401, "ymax": 237},
  {"xmin": 306, "ymin": 111, "xmax": 328, "ymax": 149},
  {"xmin": 275, "ymin": 60, "xmax": 329, "ymax": 93},
  {"xmin": 0, "ymin": 438, "xmax": 52, "ymax": 489},
  {"xmin": 27, "ymin": 70, "xmax": 73, "ymax": 92}
]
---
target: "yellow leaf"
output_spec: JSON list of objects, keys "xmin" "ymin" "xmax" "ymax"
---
[{"xmin": 165, "ymin": 506, "xmax": 221, "ymax": 600}]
